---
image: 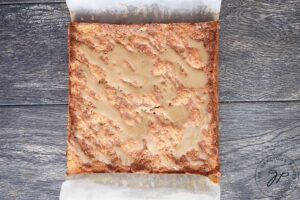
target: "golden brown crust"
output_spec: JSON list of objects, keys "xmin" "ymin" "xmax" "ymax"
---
[{"xmin": 67, "ymin": 22, "xmax": 220, "ymax": 181}]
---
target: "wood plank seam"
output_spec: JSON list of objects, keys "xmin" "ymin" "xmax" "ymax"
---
[
  {"xmin": 1, "ymin": 99, "xmax": 300, "ymax": 107},
  {"xmin": 1, "ymin": 100, "xmax": 300, "ymax": 107}
]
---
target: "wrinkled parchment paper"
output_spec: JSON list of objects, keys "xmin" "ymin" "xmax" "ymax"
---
[
  {"xmin": 60, "ymin": 174, "xmax": 220, "ymax": 200},
  {"xmin": 66, "ymin": 0, "xmax": 221, "ymax": 23},
  {"xmin": 61, "ymin": 1, "xmax": 222, "ymax": 199}
]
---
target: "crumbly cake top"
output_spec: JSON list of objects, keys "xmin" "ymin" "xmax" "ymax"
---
[{"xmin": 68, "ymin": 22, "xmax": 219, "ymax": 182}]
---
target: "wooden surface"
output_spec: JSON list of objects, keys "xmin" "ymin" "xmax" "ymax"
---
[
  {"xmin": 0, "ymin": 106, "xmax": 66, "ymax": 200},
  {"xmin": 0, "ymin": 1, "xmax": 299, "ymax": 105},
  {"xmin": 220, "ymin": 0, "xmax": 300, "ymax": 102},
  {"xmin": 0, "ymin": 3, "xmax": 69, "ymax": 105},
  {"xmin": 0, "ymin": 0, "xmax": 299, "ymax": 199},
  {"xmin": 0, "ymin": 0, "xmax": 64, "ymax": 4}
]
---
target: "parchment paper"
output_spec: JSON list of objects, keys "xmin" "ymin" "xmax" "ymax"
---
[
  {"xmin": 66, "ymin": 0, "xmax": 222, "ymax": 23},
  {"xmin": 60, "ymin": 174, "xmax": 220, "ymax": 200}
]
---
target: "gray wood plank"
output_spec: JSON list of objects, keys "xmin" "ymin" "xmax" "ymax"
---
[
  {"xmin": 0, "ymin": 4, "xmax": 70, "ymax": 105},
  {"xmin": 220, "ymin": 102, "xmax": 300, "ymax": 199},
  {"xmin": 220, "ymin": 0, "xmax": 300, "ymax": 102},
  {"xmin": 0, "ymin": 105, "xmax": 67, "ymax": 200},
  {"xmin": 0, "ymin": 102, "xmax": 299, "ymax": 199},
  {"xmin": 0, "ymin": 0, "xmax": 64, "ymax": 4},
  {"xmin": 0, "ymin": 1, "xmax": 299, "ymax": 105}
]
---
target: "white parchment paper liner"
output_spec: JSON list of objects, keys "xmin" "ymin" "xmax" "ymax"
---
[
  {"xmin": 61, "ymin": 0, "xmax": 221, "ymax": 199},
  {"xmin": 66, "ymin": 0, "xmax": 222, "ymax": 23},
  {"xmin": 60, "ymin": 173, "xmax": 220, "ymax": 200}
]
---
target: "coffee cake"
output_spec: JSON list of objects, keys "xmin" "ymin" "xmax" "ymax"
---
[{"xmin": 67, "ymin": 22, "xmax": 220, "ymax": 182}]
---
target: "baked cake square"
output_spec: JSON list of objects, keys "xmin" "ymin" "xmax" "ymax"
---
[{"xmin": 67, "ymin": 22, "xmax": 220, "ymax": 181}]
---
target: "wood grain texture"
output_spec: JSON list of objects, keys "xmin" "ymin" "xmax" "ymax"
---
[
  {"xmin": 0, "ymin": 103, "xmax": 299, "ymax": 200},
  {"xmin": 0, "ymin": 1, "xmax": 300, "ymax": 105},
  {"xmin": 0, "ymin": 0, "xmax": 64, "ymax": 4},
  {"xmin": 220, "ymin": 0, "xmax": 300, "ymax": 101},
  {"xmin": 0, "ymin": 4, "xmax": 69, "ymax": 105},
  {"xmin": 0, "ymin": 105, "xmax": 67, "ymax": 200},
  {"xmin": 220, "ymin": 102, "xmax": 300, "ymax": 199}
]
